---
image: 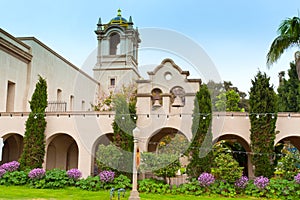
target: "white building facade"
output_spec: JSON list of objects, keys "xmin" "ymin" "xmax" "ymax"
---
[{"xmin": 1, "ymin": 10, "xmax": 300, "ymax": 178}]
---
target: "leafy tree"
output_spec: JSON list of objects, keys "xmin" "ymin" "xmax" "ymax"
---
[
  {"xmin": 207, "ymin": 80, "xmax": 224, "ymax": 111},
  {"xmin": 277, "ymin": 62, "xmax": 300, "ymax": 112},
  {"xmin": 267, "ymin": 16, "xmax": 300, "ymax": 67},
  {"xmin": 207, "ymin": 80, "xmax": 248, "ymax": 111},
  {"xmin": 249, "ymin": 71, "xmax": 278, "ymax": 178},
  {"xmin": 186, "ymin": 84, "xmax": 214, "ymax": 178},
  {"xmin": 211, "ymin": 141, "xmax": 244, "ymax": 183},
  {"xmin": 93, "ymin": 85, "xmax": 137, "ymax": 175},
  {"xmin": 157, "ymin": 134, "xmax": 189, "ymax": 155},
  {"xmin": 96, "ymin": 144, "xmax": 132, "ymax": 173},
  {"xmin": 112, "ymin": 94, "xmax": 136, "ymax": 152},
  {"xmin": 19, "ymin": 75, "xmax": 47, "ymax": 170},
  {"xmin": 215, "ymin": 89, "xmax": 241, "ymax": 111},
  {"xmin": 215, "ymin": 92, "xmax": 226, "ymax": 111},
  {"xmin": 140, "ymin": 152, "xmax": 180, "ymax": 184},
  {"xmin": 111, "ymin": 84, "xmax": 137, "ymax": 152}
]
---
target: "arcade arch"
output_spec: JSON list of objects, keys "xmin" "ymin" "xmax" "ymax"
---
[
  {"xmin": 1, "ymin": 133, "xmax": 23, "ymax": 164},
  {"xmin": 46, "ymin": 133, "xmax": 78, "ymax": 170}
]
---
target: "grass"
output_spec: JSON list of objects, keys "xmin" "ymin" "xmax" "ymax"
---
[{"xmin": 0, "ymin": 185, "xmax": 267, "ymax": 200}]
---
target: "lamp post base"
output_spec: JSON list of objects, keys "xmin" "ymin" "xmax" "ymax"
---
[{"xmin": 128, "ymin": 190, "xmax": 140, "ymax": 200}]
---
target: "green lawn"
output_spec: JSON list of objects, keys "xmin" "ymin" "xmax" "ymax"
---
[{"xmin": 0, "ymin": 186, "xmax": 268, "ymax": 200}]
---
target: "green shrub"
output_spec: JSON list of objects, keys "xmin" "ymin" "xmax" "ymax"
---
[
  {"xmin": 41, "ymin": 169, "xmax": 70, "ymax": 189},
  {"xmin": 175, "ymin": 178, "xmax": 203, "ymax": 195},
  {"xmin": 111, "ymin": 174, "xmax": 131, "ymax": 189},
  {"xmin": 211, "ymin": 153, "xmax": 243, "ymax": 184},
  {"xmin": 76, "ymin": 176, "xmax": 102, "ymax": 191},
  {"xmin": 138, "ymin": 178, "xmax": 170, "ymax": 194},
  {"xmin": 210, "ymin": 181, "xmax": 236, "ymax": 197},
  {"xmin": 0, "ymin": 171, "xmax": 28, "ymax": 186}
]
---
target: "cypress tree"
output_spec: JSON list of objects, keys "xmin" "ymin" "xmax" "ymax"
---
[
  {"xmin": 186, "ymin": 84, "xmax": 213, "ymax": 178},
  {"xmin": 249, "ymin": 71, "xmax": 278, "ymax": 178},
  {"xmin": 19, "ymin": 75, "xmax": 47, "ymax": 170},
  {"xmin": 112, "ymin": 93, "xmax": 136, "ymax": 152},
  {"xmin": 277, "ymin": 62, "xmax": 300, "ymax": 112}
]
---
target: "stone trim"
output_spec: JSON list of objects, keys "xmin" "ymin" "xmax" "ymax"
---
[{"xmin": 0, "ymin": 37, "xmax": 32, "ymax": 63}]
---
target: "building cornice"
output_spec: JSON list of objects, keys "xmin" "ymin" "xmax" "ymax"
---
[{"xmin": 0, "ymin": 37, "xmax": 32, "ymax": 63}]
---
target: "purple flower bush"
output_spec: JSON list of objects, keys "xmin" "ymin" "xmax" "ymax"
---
[
  {"xmin": 254, "ymin": 176, "xmax": 269, "ymax": 190},
  {"xmin": 99, "ymin": 170, "xmax": 115, "ymax": 183},
  {"xmin": 0, "ymin": 161, "xmax": 20, "ymax": 172},
  {"xmin": 198, "ymin": 172, "xmax": 215, "ymax": 187},
  {"xmin": 235, "ymin": 176, "xmax": 249, "ymax": 189},
  {"xmin": 28, "ymin": 168, "xmax": 45, "ymax": 180},
  {"xmin": 294, "ymin": 173, "xmax": 300, "ymax": 184},
  {"xmin": 67, "ymin": 168, "xmax": 82, "ymax": 180},
  {"xmin": 0, "ymin": 169, "xmax": 6, "ymax": 178}
]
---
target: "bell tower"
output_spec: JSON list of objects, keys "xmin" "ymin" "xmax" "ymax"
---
[{"xmin": 94, "ymin": 9, "xmax": 141, "ymax": 94}]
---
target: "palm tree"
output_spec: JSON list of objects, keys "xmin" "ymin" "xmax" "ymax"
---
[{"xmin": 267, "ymin": 16, "xmax": 300, "ymax": 79}]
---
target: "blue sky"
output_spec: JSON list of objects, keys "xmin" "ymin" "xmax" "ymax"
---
[{"xmin": 1, "ymin": 0, "xmax": 299, "ymax": 94}]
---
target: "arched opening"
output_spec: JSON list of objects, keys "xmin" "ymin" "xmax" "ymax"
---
[
  {"xmin": 277, "ymin": 136, "xmax": 300, "ymax": 150},
  {"xmin": 147, "ymin": 128, "xmax": 188, "ymax": 154},
  {"xmin": 91, "ymin": 133, "xmax": 114, "ymax": 176},
  {"xmin": 216, "ymin": 134, "xmax": 252, "ymax": 178},
  {"xmin": 151, "ymin": 88, "xmax": 162, "ymax": 108},
  {"xmin": 170, "ymin": 86, "xmax": 185, "ymax": 107},
  {"xmin": 46, "ymin": 134, "xmax": 78, "ymax": 170},
  {"xmin": 109, "ymin": 32, "xmax": 120, "ymax": 55},
  {"xmin": 1, "ymin": 134, "xmax": 23, "ymax": 164},
  {"xmin": 275, "ymin": 136, "xmax": 300, "ymax": 179}
]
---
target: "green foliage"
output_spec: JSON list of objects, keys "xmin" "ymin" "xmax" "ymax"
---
[
  {"xmin": 175, "ymin": 178, "xmax": 204, "ymax": 195},
  {"xmin": 210, "ymin": 181, "xmax": 237, "ymax": 197},
  {"xmin": 211, "ymin": 153, "xmax": 243, "ymax": 184},
  {"xmin": 111, "ymin": 174, "xmax": 131, "ymax": 189},
  {"xmin": 111, "ymin": 84, "xmax": 137, "ymax": 153},
  {"xmin": 187, "ymin": 84, "xmax": 214, "ymax": 178},
  {"xmin": 277, "ymin": 62, "xmax": 300, "ymax": 112},
  {"xmin": 19, "ymin": 75, "xmax": 47, "ymax": 170},
  {"xmin": 157, "ymin": 134, "xmax": 189, "ymax": 155},
  {"xmin": 274, "ymin": 143, "xmax": 300, "ymax": 180},
  {"xmin": 207, "ymin": 80, "xmax": 225, "ymax": 111},
  {"xmin": 207, "ymin": 80, "xmax": 249, "ymax": 112},
  {"xmin": 267, "ymin": 16, "xmax": 300, "ymax": 67},
  {"xmin": 0, "ymin": 171, "xmax": 28, "ymax": 186},
  {"xmin": 215, "ymin": 90, "xmax": 242, "ymax": 112},
  {"xmin": 138, "ymin": 179, "xmax": 170, "ymax": 194},
  {"xmin": 36, "ymin": 169, "xmax": 70, "ymax": 189},
  {"xmin": 76, "ymin": 176, "xmax": 102, "ymax": 191},
  {"xmin": 140, "ymin": 152, "xmax": 180, "ymax": 184},
  {"xmin": 249, "ymin": 71, "xmax": 278, "ymax": 178},
  {"xmin": 96, "ymin": 143, "xmax": 132, "ymax": 173},
  {"xmin": 211, "ymin": 141, "xmax": 243, "ymax": 184}
]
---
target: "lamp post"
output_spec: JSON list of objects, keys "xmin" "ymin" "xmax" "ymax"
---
[{"xmin": 129, "ymin": 127, "xmax": 140, "ymax": 200}]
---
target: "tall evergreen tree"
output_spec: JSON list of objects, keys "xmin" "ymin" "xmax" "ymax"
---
[
  {"xmin": 186, "ymin": 84, "xmax": 213, "ymax": 178},
  {"xmin": 19, "ymin": 75, "xmax": 47, "ymax": 170},
  {"xmin": 249, "ymin": 71, "xmax": 278, "ymax": 178},
  {"xmin": 277, "ymin": 62, "xmax": 300, "ymax": 112},
  {"xmin": 112, "ymin": 93, "xmax": 136, "ymax": 152}
]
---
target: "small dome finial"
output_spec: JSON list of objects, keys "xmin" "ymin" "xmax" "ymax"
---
[{"xmin": 117, "ymin": 9, "xmax": 121, "ymax": 17}]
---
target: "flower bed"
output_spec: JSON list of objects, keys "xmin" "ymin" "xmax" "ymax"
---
[{"xmin": 2, "ymin": 161, "xmax": 300, "ymax": 199}]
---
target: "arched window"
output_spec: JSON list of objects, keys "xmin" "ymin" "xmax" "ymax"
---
[{"xmin": 109, "ymin": 32, "xmax": 120, "ymax": 55}]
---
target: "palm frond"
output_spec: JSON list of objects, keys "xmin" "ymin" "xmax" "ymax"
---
[
  {"xmin": 266, "ymin": 35, "xmax": 297, "ymax": 68},
  {"xmin": 267, "ymin": 16, "xmax": 300, "ymax": 67}
]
